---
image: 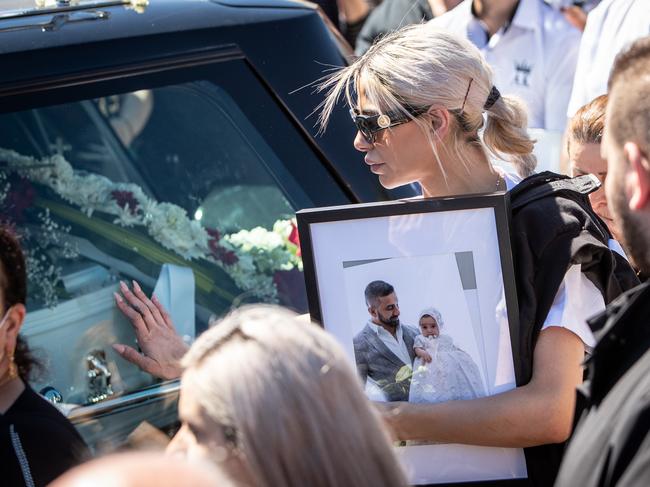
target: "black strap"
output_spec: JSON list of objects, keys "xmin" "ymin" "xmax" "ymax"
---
[{"xmin": 509, "ymin": 171, "xmax": 601, "ymax": 211}]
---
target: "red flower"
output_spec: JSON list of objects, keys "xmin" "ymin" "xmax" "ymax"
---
[
  {"xmin": 206, "ymin": 228, "xmax": 238, "ymax": 265},
  {"xmin": 213, "ymin": 245, "xmax": 239, "ymax": 265},
  {"xmin": 111, "ymin": 190, "xmax": 139, "ymax": 215},
  {"xmin": 273, "ymin": 268, "xmax": 308, "ymax": 311},
  {"xmin": 288, "ymin": 221, "xmax": 301, "ymax": 257},
  {"xmin": 206, "ymin": 228, "xmax": 221, "ymax": 240}
]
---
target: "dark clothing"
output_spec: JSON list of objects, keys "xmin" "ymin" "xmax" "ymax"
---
[
  {"xmin": 555, "ymin": 282, "xmax": 650, "ymax": 487},
  {"xmin": 1, "ymin": 385, "xmax": 89, "ymax": 487},
  {"xmin": 355, "ymin": 0, "xmax": 433, "ymax": 54},
  {"xmin": 508, "ymin": 172, "xmax": 639, "ymax": 486}
]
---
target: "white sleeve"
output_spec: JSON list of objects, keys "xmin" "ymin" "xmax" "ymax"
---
[
  {"xmin": 545, "ymin": 28, "xmax": 581, "ymax": 131},
  {"xmin": 541, "ymin": 265, "xmax": 603, "ymax": 350},
  {"xmin": 414, "ymin": 334, "xmax": 427, "ymax": 349},
  {"xmin": 566, "ymin": 9, "xmax": 603, "ymax": 117}
]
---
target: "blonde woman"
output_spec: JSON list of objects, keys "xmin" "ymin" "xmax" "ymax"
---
[
  {"xmin": 317, "ymin": 24, "xmax": 637, "ymax": 485},
  {"xmin": 164, "ymin": 305, "xmax": 406, "ymax": 487}
]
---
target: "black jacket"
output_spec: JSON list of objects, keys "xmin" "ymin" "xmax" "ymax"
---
[
  {"xmin": 508, "ymin": 173, "xmax": 639, "ymax": 486},
  {"xmin": 1, "ymin": 385, "xmax": 89, "ymax": 487},
  {"xmin": 555, "ymin": 282, "xmax": 650, "ymax": 487}
]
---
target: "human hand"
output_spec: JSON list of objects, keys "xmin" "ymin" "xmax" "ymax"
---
[
  {"xmin": 113, "ymin": 280, "xmax": 189, "ymax": 380},
  {"xmin": 422, "ymin": 351, "xmax": 432, "ymax": 363},
  {"xmin": 561, "ymin": 6, "xmax": 588, "ymax": 32}
]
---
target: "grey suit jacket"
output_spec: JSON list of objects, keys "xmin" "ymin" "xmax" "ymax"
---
[{"xmin": 353, "ymin": 323, "xmax": 419, "ymax": 402}]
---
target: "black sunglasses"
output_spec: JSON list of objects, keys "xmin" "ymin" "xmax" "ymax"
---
[{"xmin": 349, "ymin": 106, "xmax": 429, "ymax": 143}]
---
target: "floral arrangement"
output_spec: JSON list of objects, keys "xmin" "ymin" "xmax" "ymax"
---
[
  {"xmin": 0, "ymin": 148, "xmax": 303, "ymax": 304},
  {"xmin": 0, "ymin": 171, "xmax": 79, "ymax": 308}
]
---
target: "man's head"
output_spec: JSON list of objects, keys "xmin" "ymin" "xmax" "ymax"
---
[
  {"xmin": 603, "ymin": 36, "xmax": 650, "ymax": 274},
  {"xmin": 364, "ymin": 280, "xmax": 400, "ymax": 328}
]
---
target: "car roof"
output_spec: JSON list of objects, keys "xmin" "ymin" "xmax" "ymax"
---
[{"xmin": 0, "ymin": 0, "xmax": 316, "ymax": 54}]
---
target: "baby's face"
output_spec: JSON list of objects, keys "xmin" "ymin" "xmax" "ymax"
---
[{"xmin": 419, "ymin": 316, "xmax": 440, "ymax": 337}]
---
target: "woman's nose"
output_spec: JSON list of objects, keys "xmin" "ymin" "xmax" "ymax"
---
[
  {"xmin": 166, "ymin": 431, "xmax": 186, "ymax": 457},
  {"xmin": 353, "ymin": 131, "xmax": 373, "ymax": 152}
]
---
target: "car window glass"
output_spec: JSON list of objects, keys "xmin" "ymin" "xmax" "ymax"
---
[{"xmin": 0, "ymin": 81, "xmax": 307, "ymax": 436}]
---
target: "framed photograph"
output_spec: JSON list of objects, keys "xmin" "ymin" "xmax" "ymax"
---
[{"xmin": 297, "ymin": 194, "xmax": 528, "ymax": 486}]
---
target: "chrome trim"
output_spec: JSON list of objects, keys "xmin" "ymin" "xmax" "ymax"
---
[
  {"xmin": 69, "ymin": 380, "xmax": 180, "ymax": 424},
  {"xmin": 0, "ymin": 1, "xmax": 129, "ymax": 20}
]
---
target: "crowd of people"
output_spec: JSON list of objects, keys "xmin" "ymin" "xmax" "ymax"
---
[{"xmin": 2, "ymin": 1, "xmax": 650, "ymax": 486}]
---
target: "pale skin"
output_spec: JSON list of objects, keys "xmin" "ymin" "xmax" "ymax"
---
[
  {"xmin": 569, "ymin": 140, "xmax": 622, "ymax": 241},
  {"xmin": 0, "ymin": 275, "xmax": 27, "ymax": 414},
  {"xmin": 368, "ymin": 292, "xmax": 400, "ymax": 339},
  {"xmin": 167, "ymin": 372, "xmax": 255, "ymax": 485},
  {"xmin": 602, "ymin": 112, "xmax": 650, "ymax": 254},
  {"xmin": 471, "ymin": 0, "xmax": 520, "ymax": 37},
  {"xmin": 414, "ymin": 315, "xmax": 440, "ymax": 364},
  {"xmin": 355, "ymin": 92, "xmax": 585, "ymax": 446}
]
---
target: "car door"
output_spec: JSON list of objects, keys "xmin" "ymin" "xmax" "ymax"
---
[{"xmin": 0, "ymin": 48, "xmax": 351, "ymax": 451}]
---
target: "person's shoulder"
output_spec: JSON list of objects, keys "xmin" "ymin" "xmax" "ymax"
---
[
  {"xmin": 353, "ymin": 325, "xmax": 371, "ymax": 343},
  {"xmin": 403, "ymin": 324, "xmax": 419, "ymax": 337}
]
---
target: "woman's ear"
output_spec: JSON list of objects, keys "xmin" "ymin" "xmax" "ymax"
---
[
  {"xmin": 3, "ymin": 304, "xmax": 26, "ymax": 354},
  {"xmin": 428, "ymin": 107, "xmax": 451, "ymax": 139}
]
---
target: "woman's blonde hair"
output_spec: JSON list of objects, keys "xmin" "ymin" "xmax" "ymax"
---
[
  {"xmin": 182, "ymin": 305, "xmax": 407, "ymax": 487},
  {"xmin": 318, "ymin": 24, "xmax": 536, "ymax": 179}
]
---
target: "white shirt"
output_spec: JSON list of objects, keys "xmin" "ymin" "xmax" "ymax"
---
[
  {"xmin": 567, "ymin": 0, "xmax": 650, "ymax": 117},
  {"xmin": 368, "ymin": 320, "xmax": 413, "ymax": 367},
  {"xmin": 429, "ymin": 0, "xmax": 581, "ymax": 130}
]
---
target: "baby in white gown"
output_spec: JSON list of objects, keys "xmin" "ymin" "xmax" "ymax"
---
[{"xmin": 409, "ymin": 308, "xmax": 485, "ymax": 404}]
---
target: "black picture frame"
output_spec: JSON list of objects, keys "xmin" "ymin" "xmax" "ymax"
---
[{"xmin": 297, "ymin": 192, "xmax": 531, "ymax": 487}]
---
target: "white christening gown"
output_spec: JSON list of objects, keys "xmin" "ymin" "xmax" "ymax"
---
[{"xmin": 408, "ymin": 334, "xmax": 486, "ymax": 404}]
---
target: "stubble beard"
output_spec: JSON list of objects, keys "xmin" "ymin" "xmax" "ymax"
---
[{"xmin": 611, "ymin": 173, "xmax": 650, "ymax": 275}]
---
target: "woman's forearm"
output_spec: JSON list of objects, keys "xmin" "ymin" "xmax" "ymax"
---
[
  {"xmin": 384, "ymin": 383, "xmax": 572, "ymax": 447},
  {"xmin": 381, "ymin": 327, "xmax": 584, "ymax": 447}
]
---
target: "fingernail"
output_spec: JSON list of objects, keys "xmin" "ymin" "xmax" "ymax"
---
[
  {"xmin": 112, "ymin": 344, "xmax": 125, "ymax": 354},
  {"xmin": 152, "ymin": 294, "xmax": 158, "ymax": 303},
  {"xmin": 120, "ymin": 281, "xmax": 127, "ymax": 290},
  {"xmin": 114, "ymin": 292, "xmax": 122, "ymax": 302},
  {"xmin": 133, "ymin": 280, "xmax": 141, "ymax": 291}
]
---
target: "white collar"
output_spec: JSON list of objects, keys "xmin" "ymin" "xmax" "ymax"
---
[
  {"xmin": 368, "ymin": 320, "xmax": 403, "ymax": 339},
  {"xmin": 465, "ymin": 0, "xmax": 541, "ymax": 33}
]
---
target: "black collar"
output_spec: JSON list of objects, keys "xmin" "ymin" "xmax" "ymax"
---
[{"xmin": 586, "ymin": 281, "xmax": 650, "ymax": 404}]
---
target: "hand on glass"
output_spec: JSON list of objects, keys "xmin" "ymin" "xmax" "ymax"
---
[{"xmin": 113, "ymin": 280, "xmax": 188, "ymax": 380}]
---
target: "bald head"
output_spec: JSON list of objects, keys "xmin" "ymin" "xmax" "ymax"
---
[{"xmin": 50, "ymin": 452, "xmax": 231, "ymax": 487}]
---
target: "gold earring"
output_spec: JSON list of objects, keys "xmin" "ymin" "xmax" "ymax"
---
[{"xmin": 8, "ymin": 355, "xmax": 17, "ymax": 379}]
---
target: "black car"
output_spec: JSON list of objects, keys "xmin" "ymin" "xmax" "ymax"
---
[{"xmin": 0, "ymin": 0, "xmax": 415, "ymax": 451}]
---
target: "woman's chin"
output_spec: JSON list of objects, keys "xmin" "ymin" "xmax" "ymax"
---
[{"xmin": 377, "ymin": 174, "xmax": 408, "ymax": 190}]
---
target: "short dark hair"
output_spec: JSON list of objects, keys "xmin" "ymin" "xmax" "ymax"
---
[
  {"xmin": 0, "ymin": 225, "xmax": 39, "ymax": 381},
  {"xmin": 364, "ymin": 280, "xmax": 394, "ymax": 307},
  {"xmin": 607, "ymin": 36, "xmax": 650, "ymax": 154}
]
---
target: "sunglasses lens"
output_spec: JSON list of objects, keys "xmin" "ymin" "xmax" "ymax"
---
[{"xmin": 352, "ymin": 118, "xmax": 374, "ymax": 143}]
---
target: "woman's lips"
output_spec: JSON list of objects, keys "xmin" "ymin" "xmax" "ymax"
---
[{"xmin": 365, "ymin": 158, "xmax": 385, "ymax": 174}]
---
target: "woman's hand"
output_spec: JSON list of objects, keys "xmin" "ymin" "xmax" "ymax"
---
[
  {"xmin": 113, "ymin": 280, "xmax": 189, "ymax": 380},
  {"xmin": 371, "ymin": 328, "xmax": 584, "ymax": 446}
]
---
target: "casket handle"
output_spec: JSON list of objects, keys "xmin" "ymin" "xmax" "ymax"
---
[{"xmin": 87, "ymin": 350, "xmax": 114, "ymax": 404}]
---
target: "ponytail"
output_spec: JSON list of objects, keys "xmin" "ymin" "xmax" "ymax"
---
[{"xmin": 483, "ymin": 95, "xmax": 537, "ymax": 178}]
